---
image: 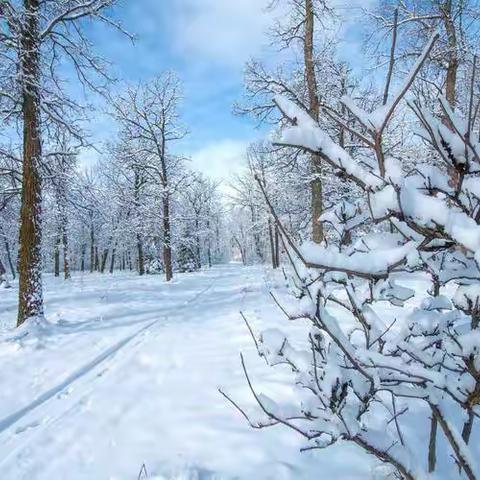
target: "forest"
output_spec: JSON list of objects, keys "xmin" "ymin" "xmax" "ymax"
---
[{"xmin": 1, "ymin": 1, "xmax": 480, "ymax": 479}]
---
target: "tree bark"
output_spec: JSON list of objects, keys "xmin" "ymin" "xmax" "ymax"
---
[
  {"xmin": 274, "ymin": 223, "xmax": 280, "ymax": 268},
  {"xmin": 62, "ymin": 223, "xmax": 70, "ymax": 279},
  {"xmin": 134, "ymin": 170, "xmax": 145, "ymax": 275},
  {"xmin": 100, "ymin": 248, "xmax": 108, "ymax": 273},
  {"xmin": 17, "ymin": 0, "xmax": 43, "ymax": 326},
  {"xmin": 206, "ymin": 218, "xmax": 212, "ymax": 268},
  {"xmin": 80, "ymin": 242, "xmax": 86, "ymax": 272},
  {"xmin": 109, "ymin": 245, "xmax": 116, "ymax": 274},
  {"xmin": 195, "ymin": 218, "xmax": 201, "ymax": 269},
  {"xmin": 54, "ymin": 234, "xmax": 60, "ymax": 277},
  {"xmin": 207, "ymin": 245, "xmax": 212, "ymax": 268},
  {"xmin": 89, "ymin": 221, "xmax": 95, "ymax": 273},
  {"xmin": 4, "ymin": 238, "xmax": 16, "ymax": 279},
  {"xmin": 137, "ymin": 234, "xmax": 145, "ymax": 275},
  {"xmin": 428, "ymin": 413, "xmax": 438, "ymax": 472},
  {"xmin": 442, "ymin": 0, "xmax": 458, "ymax": 108},
  {"xmin": 268, "ymin": 218, "xmax": 277, "ymax": 269},
  {"xmin": 0, "ymin": 226, "xmax": 16, "ymax": 279},
  {"xmin": 162, "ymin": 196, "xmax": 173, "ymax": 282},
  {"xmin": 304, "ymin": 0, "xmax": 323, "ymax": 244}
]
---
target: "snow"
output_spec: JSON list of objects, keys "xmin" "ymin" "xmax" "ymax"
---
[
  {"xmin": 299, "ymin": 240, "xmax": 417, "ymax": 275},
  {"xmin": 0, "ymin": 264, "xmax": 373, "ymax": 480},
  {"xmin": 268, "ymin": 28, "xmax": 480, "ymax": 480},
  {"xmin": 454, "ymin": 283, "xmax": 480, "ymax": 311},
  {"xmin": 341, "ymin": 96, "xmax": 389, "ymax": 131},
  {"xmin": 274, "ymin": 95, "xmax": 384, "ymax": 189},
  {"xmin": 398, "ymin": 180, "xmax": 480, "ymax": 254}
]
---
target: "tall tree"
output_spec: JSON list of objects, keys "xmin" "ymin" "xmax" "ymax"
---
[
  {"xmin": 303, "ymin": 0, "xmax": 323, "ymax": 243},
  {"xmin": 111, "ymin": 73, "xmax": 188, "ymax": 282},
  {"xmin": 0, "ymin": 0, "xmax": 127, "ymax": 326},
  {"xmin": 17, "ymin": 0, "xmax": 44, "ymax": 323},
  {"xmin": 368, "ymin": 0, "xmax": 480, "ymax": 110},
  {"xmin": 238, "ymin": 0, "xmax": 344, "ymax": 243}
]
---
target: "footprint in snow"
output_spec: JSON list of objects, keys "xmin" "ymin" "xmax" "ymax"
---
[{"xmin": 15, "ymin": 419, "xmax": 41, "ymax": 434}]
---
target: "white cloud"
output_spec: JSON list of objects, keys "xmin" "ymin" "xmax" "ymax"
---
[
  {"xmin": 189, "ymin": 139, "xmax": 249, "ymax": 183},
  {"xmin": 171, "ymin": 0, "xmax": 272, "ymax": 67}
]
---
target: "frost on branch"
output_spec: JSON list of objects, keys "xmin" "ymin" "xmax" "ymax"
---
[{"xmin": 225, "ymin": 32, "xmax": 480, "ymax": 480}]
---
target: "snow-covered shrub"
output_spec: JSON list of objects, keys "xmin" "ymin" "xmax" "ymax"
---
[
  {"xmin": 145, "ymin": 258, "xmax": 164, "ymax": 275},
  {"xmin": 227, "ymin": 33, "xmax": 480, "ymax": 480},
  {"xmin": 176, "ymin": 242, "xmax": 198, "ymax": 273}
]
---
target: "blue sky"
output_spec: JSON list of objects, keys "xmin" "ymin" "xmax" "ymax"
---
[{"xmin": 80, "ymin": 0, "xmax": 372, "ymax": 182}]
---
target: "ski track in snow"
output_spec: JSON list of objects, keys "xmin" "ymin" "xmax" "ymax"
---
[
  {"xmin": 0, "ymin": 318, "xmax": 159, "ymax": 435},
  {"xmin": 0, "ymin": 264, "xmax": 372, "ymax": 480},
  {"xmin": 0, "ymin": 271, "xmax": 221, "ymax": 442}
]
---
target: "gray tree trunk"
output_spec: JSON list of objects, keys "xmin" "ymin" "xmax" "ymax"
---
[{"xmin": 304, "ymin": 0, "xmax": 323, "ymax": 244}]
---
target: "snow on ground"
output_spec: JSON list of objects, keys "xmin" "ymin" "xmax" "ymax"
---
[{"xmin": 0, "ymin": 264, "xmax": 373, "ymax": 479}]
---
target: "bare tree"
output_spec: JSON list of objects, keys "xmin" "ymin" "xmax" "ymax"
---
[
  {"xmin": 224, "ymin": 30, "xmax": 480, "ymax": 480},
  {"xmin": 367, "ymin": 0, "xmax": 480, "ymax": 110},
  {"xmin": 0, "ymin": 0, "xmax": 128, "ymax": 326},
  {"xmin": 110, "ymin": 73, "xmax": 188, "ymax": 282}
]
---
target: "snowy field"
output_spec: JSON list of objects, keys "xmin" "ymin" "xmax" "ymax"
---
[{"xmin": 0, "ymin": 264, "xmax": 373, "ymax": 480}]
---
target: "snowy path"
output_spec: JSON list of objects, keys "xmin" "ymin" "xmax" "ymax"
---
[{"xmin": 0, "ymin": 264, "xmax": 372, "ymax": 479}]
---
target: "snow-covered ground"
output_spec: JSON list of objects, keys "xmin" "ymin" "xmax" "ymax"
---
[{"xmin": 0, "ymin": 264, "xmax": 373, "ymax": 479}]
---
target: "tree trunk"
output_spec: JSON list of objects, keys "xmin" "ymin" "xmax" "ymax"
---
[
  {"xmin": 109, "ymin": 246, "xmax": 116, "ymax": 274},
  {"xmin": 339, "ymin": 75, "xmax": 347, "ymax": 148},
  {"xmin": 4, "ymin": 238, "xmax": 16, "ymax": 279},
  {"xmin": 100, "ymin": 248, "xmax": 108, "ymax": 273},
  {"xmin": 94, "ymin": 246, "xmax": 99, "ymax": 271},
  {"xmin": 80, "ymin": 242, "xmax": 86, "ymax": 272},
  {"xmin": 195, "ymin": 218, "xmax": 201, "ymax": 269},
  {"xmin": 268, "ymin": 219, "xmax": 277, "ymax": 269},
  {"xmin": 304, "ymin": 0, "xmax": 323, "ymax": 244},
  {"xmin": 133, "ymin": 170, "xmax": 145, "ymax": 275},
  {"xmin": 0, "ymin": 258, "xmax": 8, "ymax": 287},
  {"xmin": 89, "ymin": 221, "xmax": 95, "ymax": 273},
  {"xmin": 274, "ymin": 223, "xmax": 280, "ymax": 268},
  {"xmin": 62, "ymin": 224, "xmax": 70, "ymax": 279},
  {"xmin": 162, "ymin": 196, "xmax": 173, "ymax": 282},
  {"xmin": 428, "ymin": 413, "xmax": 438, "ymax": 472},
  {"xmin": 17, "ymin": 0, "xmax": 43, "ymax": 326},
  {"xmin": 54, "ymin": 235, "xmax": 60, "ymax": 277},
  {"xmin": 428, "ymin": 275, "xmax": 441, "ymax": 472},
  {"xmin": 206, "ymin": 218, "xmax": 212, "ymax": 268},
  {"xmin": 0, "ymin": 226, "xmax": 16, "ymax": 279},
  {"xmin": 137, "ymin": 234, "xmax": 145, "ymax": 275},
  {"xmin": 442, "ymin": 0, "xmax": 458, "ymax": 108}
]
